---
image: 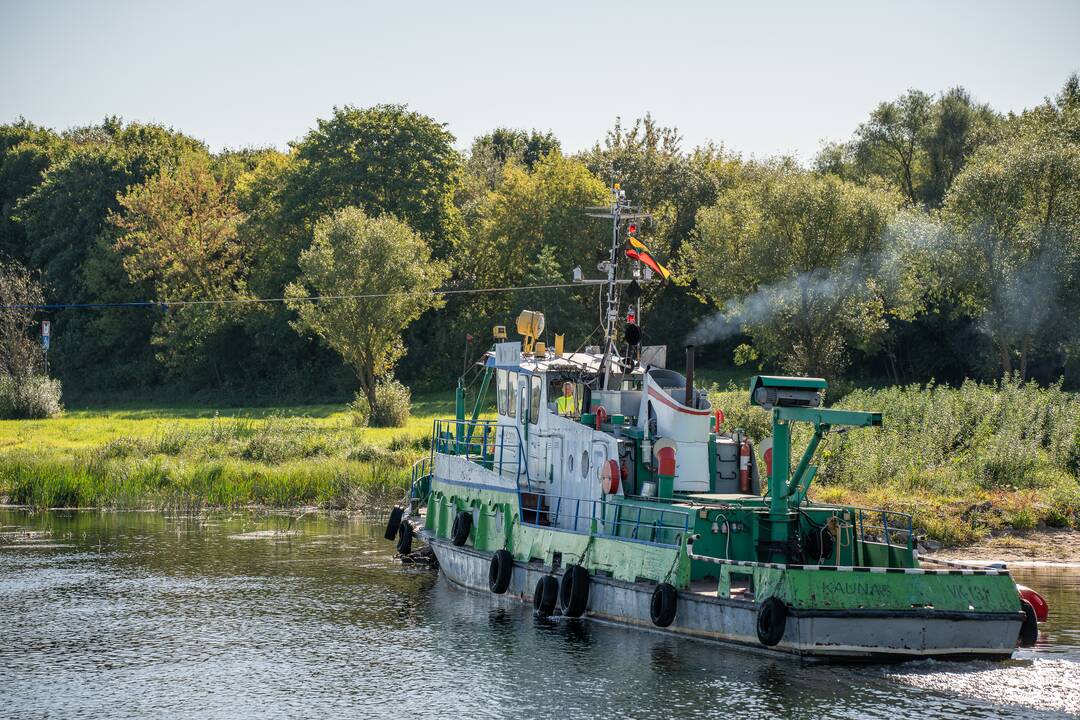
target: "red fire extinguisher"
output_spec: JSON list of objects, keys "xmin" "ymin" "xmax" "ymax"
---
[{"xmin": 738, "ymin": 436, "xmax": 752, "ymax": 493}]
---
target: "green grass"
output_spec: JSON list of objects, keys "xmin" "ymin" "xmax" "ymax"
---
[
  {"xmin": 4, "ymin": 379, "xmax": 1078, "ymax": 547},
  {"xmin": 0, "ymin": 390, "xmax": 468, "ymax": 512}
]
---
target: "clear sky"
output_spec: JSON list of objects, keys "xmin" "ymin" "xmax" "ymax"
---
[{"xmin": 2, "ymin": 0, "xmax": 1077, "ymax": 160}]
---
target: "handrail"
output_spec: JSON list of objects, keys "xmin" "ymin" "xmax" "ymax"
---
[
  {"xmin": 519, "ymin": 491, "xmax": 691, "ymax": 548},
  {"xmin": 685, "ymin": 535, "xmax": 1007, "ymax": 575},
  {"xmin": 856, "ymin": 507, "xmax": 914, "ymax": 551},
  {"xmin": 431, "ymin": 418, "xmax": 533, "ymax": 490}
]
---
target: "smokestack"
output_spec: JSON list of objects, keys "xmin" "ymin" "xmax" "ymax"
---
[{"xmin": 684, "ymin": 345, "xmax": 695, "ymax": 407}]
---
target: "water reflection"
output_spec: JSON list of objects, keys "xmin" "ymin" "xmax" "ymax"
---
[{"xmin": 1, "ymin": 510, "xmax": 1077, "ymax": 719}]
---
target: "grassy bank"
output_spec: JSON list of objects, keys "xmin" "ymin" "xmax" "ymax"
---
[
  {"xmin": 2, "ymin": 379, "xmax": 1078, "ymax": 548},
  {"xmin": 0, "ymin": 391, "xmax": 462, "ymax": 511}
]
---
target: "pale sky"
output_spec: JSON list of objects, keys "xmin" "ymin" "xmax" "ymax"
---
[{"xmin": 2, "ymin": 0, "xmax": 1077, "ymax": 160}]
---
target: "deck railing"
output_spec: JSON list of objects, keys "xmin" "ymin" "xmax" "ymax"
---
[
  {"xmin": 856, "ymin": 507, "xmax": 914, "ymax": 550},
  {"xmin": 432, "ymin": 418, "xmax": 687, "ymax": 549},
  {"xmin": 520, "ymin": 492, "xmax": 690, "ymax": 548},
  {"xmin": 431, "ymin": 418, "xmax": 532, "ymax": 490}
]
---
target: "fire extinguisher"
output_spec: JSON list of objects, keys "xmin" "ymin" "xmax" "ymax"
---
[{"xmin": 738, "ymin": 435, "xmax": 752, "ymax": 493}]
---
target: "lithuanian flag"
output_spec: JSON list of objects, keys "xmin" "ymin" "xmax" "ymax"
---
[{"xmin": 626, "ymin": 237, "xmax": 672, "ymax": 281}]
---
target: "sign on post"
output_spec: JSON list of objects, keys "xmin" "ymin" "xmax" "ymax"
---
[{"xmin": 41, "ymin": 321, "xmax": 50, "ymax": 351}]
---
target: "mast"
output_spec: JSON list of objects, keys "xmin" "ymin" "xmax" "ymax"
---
[{"xmin": 585, "ymin": 183, "xmax": 650, "ymax": 390}]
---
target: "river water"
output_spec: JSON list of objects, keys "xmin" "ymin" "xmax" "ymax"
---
[{"xmin": 1, "ymin": 510, "xmax": 1077, "ymax": 719}]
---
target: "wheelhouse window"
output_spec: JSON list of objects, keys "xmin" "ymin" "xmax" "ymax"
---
[
  {"xmin": 496, "ymin": 369, "xmax": 508, "ymax": 415},
  {"xmin": 529, "ymin": 375, "xmax": 542, "ymax": 424},
  {"xmin": 507, "ymin": 371, "xmax": 518, "ymax": 418}
]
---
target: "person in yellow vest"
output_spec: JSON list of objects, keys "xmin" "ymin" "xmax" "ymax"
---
[{"xmin": 557, "ymin": 382, "xmax": 577, "ymax": 416}]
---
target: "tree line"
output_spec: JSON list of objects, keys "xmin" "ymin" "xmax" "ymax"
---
[{"xmin": 0, "ymin": 75, "xmax": 1077, "ymax": 406}]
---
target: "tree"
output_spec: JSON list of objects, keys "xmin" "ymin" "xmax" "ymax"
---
[
  {"xmin": 0, "ymin": 120, "xmax": 69, "ymax": 264},
  {"xmin": 15, "ymin": 120, "xmax": 206, "ymax": 392},
  {"xmin": 110, "ymin": 151, "xmax": 247, "ymax": 380},
  {"xmin": 942, "ymin": 83, "xmax": 1080, "ymax": 380},
  {"xmin": 0, "ymin": 261, "xmax": 45, "ymax": 378},
  {"xmin": 854, "ymin": 90, "xmax": 933, "ymax": 206},
  {"xmin": 467, "ymin": 128, "xmax": 561, "ymax": 189},
  {"xmin": 685, "ymin": 164, "xmax": 900, "ymax": 379},
  {"xmin": 456, "ymin": 152, "xmax": 608, "ymax": 345},
  {"xmin": 280, "ymin": 104, "xmax": 464, "ymax": 261},
  {"xmin": 831, "ymin": 88, "xmax": 1000, "ymax": 209},
  {"xmin": 582, "ymin": 116, "xmax": 745, "ymax": 350},
  {"xmin": 923, "ymin": 88, "xmax": 1002, "ymax": 208},
  {"xmin": 285, "ymin": 208, "xmax": 449, "ymax": 407}
]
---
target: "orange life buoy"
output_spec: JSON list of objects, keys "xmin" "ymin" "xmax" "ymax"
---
[{"xmin": 600, "ymin": 458, "xmax": 620, "ymax": 495}]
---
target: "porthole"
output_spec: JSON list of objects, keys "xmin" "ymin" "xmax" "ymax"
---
[{"xmin": 581, "ymin": 450, "xmax": 590, "ymax": 478}]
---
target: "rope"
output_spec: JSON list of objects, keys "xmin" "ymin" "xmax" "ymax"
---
[{"xmin": 0, "ymin": 282, "xmax": 585, "ymax": 312}]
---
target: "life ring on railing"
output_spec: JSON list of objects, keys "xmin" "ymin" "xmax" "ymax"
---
[
  {"xmin": 600, "ymin": 459, "xmax": 620, "ymax": 495},
  {"xmin": 594, "ymin": 405, "xmax": 608, "ymax": 430}
]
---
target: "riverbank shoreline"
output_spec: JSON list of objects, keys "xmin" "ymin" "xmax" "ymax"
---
[
  {"xmin": 5, "ymin": 503, "xmax": 1080, "ymax": 566},
  {"xmin": 932, "ymin": 528, "xmax": 1080, "ymax": 565}
]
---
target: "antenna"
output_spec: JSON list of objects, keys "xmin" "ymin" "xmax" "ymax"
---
[{"xmin": 579, "ymin": 182, "xmax": 652, "ymax": 390}]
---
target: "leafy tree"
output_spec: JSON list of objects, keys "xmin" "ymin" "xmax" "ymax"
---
[
  {"xmin": 15, "ymin": 121, "xmax": 206, "ymax": 392},
  {"xmin": 456, "ymin": 152, "xmax": 608, "ymax": 344},
  {"xmin": 923, "ymin": 88, "xmax": 1002, "ymax": 207},
  {"xmin": 0, "ymin": 121, "xmax": 69, "ymax": 264},
  {"xmin": 685, "ymin": 164, "xmax": 900, "ymax": 378},
  {"xmin": 854, "ymin": 89, "xmax": 933, "ymax": 206},
  {"xmin": 280, "ymin": 104, "xmax": 464, "ymax": 261},
  {"xmin": 467, "ymin": 128, "xmax": 561, "ymax": 189},
  {"xmin": 0, "ymin": 261, "xmax": 46, "ymax": 377},
  {"xmin": 828, "ymin": 88, "xmax": 1000, "ymax": 209},
  {"xmin": 582, "ymin": 116, "xmax": 745, "ymax": 351},
  {"xmin": 285, "ymin": 207, "xmax": 449, "ymax": 407},
  {"xmin": 942, "ymin": 81, "xmax": 1080, "ymax": 380},
  {"xmin": 111, "ymin": 152, "xmax": 247, "ymax": 380}
]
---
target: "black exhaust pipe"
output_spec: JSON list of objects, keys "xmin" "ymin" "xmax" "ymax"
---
[{"xmin": 685, "ymin": 345, "xmax": 695, "ymax": 407}]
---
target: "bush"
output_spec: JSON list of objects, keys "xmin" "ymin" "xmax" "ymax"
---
[
  {"xmin": 0, "ymin": 374, "xmax": 63, "ymax": 419},
  {"xmin": 348, "ymin": 393, "xmax": 370, "ymax": 428},
  {"xmin": 370, "ymin": 379, "xmax": 411, "ymax": 428}
]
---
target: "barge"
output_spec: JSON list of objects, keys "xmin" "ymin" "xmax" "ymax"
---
[{"xmin": 385, "ymin": 184, "xmax": 1047, "ymax": 661}]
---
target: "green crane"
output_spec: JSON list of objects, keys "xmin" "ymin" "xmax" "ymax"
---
[{"xmin": 749, "ymin": 376, "xmax": 882, "ymax": 562}]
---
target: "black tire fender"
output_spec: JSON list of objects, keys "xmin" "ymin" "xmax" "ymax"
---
[
  {"xmin": 451, "ymin": 510, "xmax": 472, "ymax": 546},
  {"xmin": 488, "ymin": 549, "xmax": 513, "ymax": 594},
  {"xmin": 384, "ymin": 506, "xmax": 403, "ymax": 540},
  {"xmin": 756, "ymin": 596, "xmax": 787, "ymax": 646},
  {"xmin": 559, "ymin": 564, "xmax": 590, "ymax": 618},
  {"xmin": 534, "ymin": 576, "xmax": 558, "ymax": 617},
  {"xmin": 395, "ymin": 519, "xmax": 413, "ymax": 555},
  {"xmin": 650, "ymin": 582, "xmax": 678, "ymax": 627},
  {"xmin": 1018, "ymin": 599, "xmax": 1039, "ymax": 647}
]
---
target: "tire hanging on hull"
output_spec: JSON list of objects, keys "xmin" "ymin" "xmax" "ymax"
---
[
  {"xmin": 559, "ymin": 565, "xmax": 590, "ymax": 618},
  {"xmin": 650, "ymin": 583, "xmax": 678, "ymax": 627},
  {"xmin": 534, "ymin": 576, "xmax": 558, "ymax": 617},
  {"xmin": 756, "ymin": 596, "xmax": 787, "ymax": 646},
  {"xmin": 396, "ymin": 520, "xmax": 414, "ymax": 555},
  {"xmin": 488, "ymin": 549, "xmax": 513, "ymax": 594},
  {"xmin": 451, "ymin": 511, "xmax": 472, "ymax": 546}
]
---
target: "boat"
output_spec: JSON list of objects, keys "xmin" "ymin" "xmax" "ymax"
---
[{"xmin": 384, "ymin": 184, "xmax": 1049, "ymax": 661}]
